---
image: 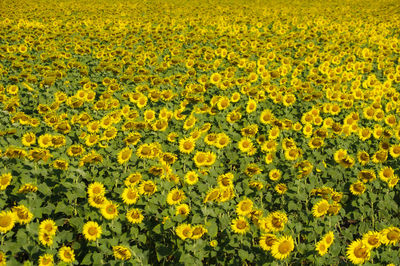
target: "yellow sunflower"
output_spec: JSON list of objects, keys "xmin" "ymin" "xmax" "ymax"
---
[
  {"xmin": 138, "ymin": 180, "xmax": 157, "ymax": 196},
  {"xmin": 259, "ymin": 233, "xmax": 277, "ymax": 251},
  {"xmin": 113, "ymin": 245, "xmax": 132, "ymax": 260},
  {"xmin": 0, "ymin": 173, "xmax": 12, "ymax": 190},
  {"xmin": 236, "ymin": 198, "xmax": 253, "ymax": 216},
  {"xmin": 346, "ymin": 240, "xmax": 370, "ymax": 265},
  {"xmin": 0, "ymin": 211, "xmax": 15, "ymax": 233},
  {"xmin": 38, "ymin": 254, "xmax": 53, "ymax": 266},
  {"xmin": 82, "ymin": 221, "xmax": 102, "ymax": 241},
  {"xmin": 58, "ymin": 246, "xmax": 75, "ymax": 263},
  {"xmin": 124, "ymin": 172, "xmax": 142, "ymax": 187},
  {"xmin": 231, "ymin": 217, "xmax": 250, "ymax": 234},
  {"xmin": 312, "ymin": 199, "xmax": 330, "ymax": 218},
  {"xmin": 362, "ymin": 231, "xmax": 381, "ymax": 249},
  {"xmin": 167, "ymin": 188, "xmax": 186, "ymax": 205},
  {"xmin": 380, "ymin": 227, "xmax": 400, "ymax": 245},
  {"xmin": 87, "ymin": 182, "xmax": 106, "ymax": 197},
  {"xmin": 22, "ymin": 132, "xmax": 36, "ymax": 146},
  {"xmin": 175, "ymin": 224, "xmax": 193, "ymax": 240},
  {"xmin": 126, "ymin": 208, "xmax": 144, "ymax": 224},
  {"xmin": 101, "ymin": 201, "xmax": 119, "ymax": 220},
  {"xmin": 179, "ymin": 137, "xmax": 196, "ymax": 154},
  {"xmin": 117, "ymin": 147, "xmax": 132, "ymax": 164},
  {"xmin": 11, "ymin": 205, "xmax": 33, "ymax": 224},
  {"xmin": 39, "ymin": 219, "xmax": 57, "ymax": 236},
  {"xmin": 184, "ymin": 171, "xmax": 199, "ymax": 185},
  {"xmin": 121, "ymin": 187, "xmax": 139, "ymax": 205},
  {"xmin": 191, "ymin": 225, "xmax": 207, "ymax": 240},
  {"xmin": 271, "ymin": 235, "xmax": 295, "ymax": 260},
  {"xmin": 175, "ymin": 204, "xmax": 190, "ymax": 216}
]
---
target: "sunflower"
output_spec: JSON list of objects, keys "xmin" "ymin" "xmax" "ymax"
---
[
  {"xmin": 269, "ymin": 169, "xmax": 282, "ymax": 181},
  {"xmin": 315, "ymin": 240, "xmax": 328, "ymax": 256},
  {"xmin": 271, "ymin": 235, "xmax": 295, "ymax": 260},
  {"xmin": 236, "ymin": 198, "xmax": 253, "ymax": 216},
  {"xmin": 203, "ymin": 188, "xmax": 221, "ymax": 203},
  {"xmin": 88, "ymin": 194, "xmax": 107, "ymax": 208},
  {"xmin": 138, "ymin": 180, "xmax": 157, "ymax": 196},
  {"xmin": 87, "ymin": 182, "xmax": 105, "ymax": 198},
  {"xmin": 121, "ymin": 187, "xmax": 139, "ymax": 205},
  {"xmin": 350, "ymin": 181, "xmax": 366, "ymax": 195},
  {"xmin": 17, "ymin": 183, "xmax": 38, "ymax": 193},
  {"xmin": 217, "ymin": 173, "xmax": 234, "ymax": 189},
  {"xmin": 389, "ymin": 144, "xmax": 400, "ymax": 158},
  {"xmin": 11, "ymin": 205, "xmax": 33, "ymax": 224},
  {"xmin": 357, "ymin": 151, "xmax": 370, "ymax": 165},
  {"xmin": 38, "ymin": 254, "xmax": 53, "ymax": 266},
  {"xmin": 378, "ymin": 166, "xmax": 394, "ymax": 182},
  {"xmin": 238, "ymin": 137, "xmax": 253, "ymax": 153},
  {"xmin": 312, "ymin": 199, "xmax": 330, "ymax": 217},
  {"xmin": 0, "ymin": 173, "xmax": 12, "ymax": 190},
  {"xmin": 52, "ymin": 159, "xmax": 69, "ymax": 170},
  {"xmin": 22, "ymin": 132, "xmax": 36, "ymax": 146},
  {"xmin": 38, "ymin": 231, "xmax": 53, "ymax": 247},
  {"xmin": 387, "ymin": 176, "xmax": 399, "ymax": 188},
  {"xmin": 193, "ymin": 151, "xmax": 207, "ymax": 167},
  {"xmin": 117, "ymin": 147, "xmax": 132, "ymax": 164},
  {"xmin": 176, "ymin": 223, "xmax": 193, "ymax": 240},
  {"xmin": 67, "ymin": 144, "xmax": 85, "ymax": 157},
  {"xmin": 246, "ymin": 99, "xmax": 257, "ymax": 113},
  {"xmin": 231, "ymin": 216, "xmax": 250, "ymax": 234},
  {"xmin": 126, "ymin": 208, "xmax": 144, "ymax": 224},
  {"xmin": 323, "ymin": 231, "xmax": 335, "ymax": 246},
  {"xmin": 124, "ymin": 172, "xmax": 142, "ymax": 187},
  {"xmin": 179, "ymin": 137, "xmax": 196, "ymax": 154},
  {"xmin": 346, "ymin": 240, "xmax": 370, "ymax": 265},
  {"xmin": 144, "ymin": 109, "xmax": 156, "ymax": 122},
  {"xmin": 380, "ymin": 227, "xmax": 400, "ymax": 245},
  {"xmin": 82, "ymin": 221, "xmax": 102, "ymax": 241},
  {"xmin": 58, "ymin": 246, "xmax": 75, "ymax": 263},
  {"xmin": 358, "ymin": 169, "xmax": 376, "ymax": 183},
  {"xmin": 38, "ymin": 134, "xmax": 53, "ymax": 148},
  {"xmin": 191, "ymin": 225, "xmax": 207, "ymax": 240},
  {"xmin": 266, "ymin": 211, "xmax": 288, "ymax": 232},
  {"xmin": 215, "ymin": 134, "xmax": 230, "ymax": 149},
  {"xmin": 362, "ymin": 231, "xmax": 381, "ymax": 249},
  {"xmin": 184, "ymin": 171, "xmax": 199, "ymax": 185},
  {"xmin": 101, "ymin": 201, "xmax": 119, "ymax": 220},
  {"xmin": 0, "ymin": 211, "xmax": 15, "ymax": 233},
  {"xmin": 113, "ymin": 246, "xmax": 132, "ymax": 260},
  {"xmin": 175, "ymin": 204, "xmax": 190, "ymax": 216},
  {"xmin": 284, "ymin": 148, "xmax": 301, "ymax": 161},
  {"xmin": 275, "ymin": 183, "xmax": 287, "ymax": 195},
  {"xmin": 259, "ymin": 233, "xmax": 277, "ymax": 251},
  {"xmin": 39, "ymin": 219, "xmax": 57, "ymax": 235}
]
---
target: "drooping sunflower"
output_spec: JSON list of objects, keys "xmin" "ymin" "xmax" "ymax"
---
[
  {"xmin": 271, "ymin": 235, "xmax": 295, "ymax": 260},
  {"xmin": 101, "ymin": 201, "xmax": 119, "ymax": 220},
  {"xmin": 346, "ymin": 240, "xmax": 370, "ymax": 264},
  {"xmin": 231, "ymin": 216, "xmax": 250, "ymax": 234},
  {"xmin": 167, "ymin": 188, "xmax": 186, "ymax": 205},
  {"xmin": 82, "ymin": 221, "xmax": 102, "ymax": 241},
  {"xmin": 117, "ymin": 147, "xmax": 132, "ymax": 164},
  {"xmin": 138, "ymin": 180, "xmax": 157, "ymax": 196},
  {"xmin": 126, "ymin": 208, "xmax": 144, "ymax": 224},
  {"xmin": 312, "ymin": 199, "xmax": 330, "ymax": 218},
  {"xmin": 203, "ymin": 188, "xmax": 221, "ymax": 203},
  {"xmin": 113, "ymin": 246, "xmax": 132, "ymax": 260},
  {"xmin": 58, "ymin": 246, "xmax": 75, "ymax": 263},
  {"xmin": 275, "ymin": 183, "xmax": 288, "ymax": 195},
  {"xmin": 0, "ymin": 211, "xmax": 15, "ymax": 233},
  {"xmin": 0, "ymin": 173, "xmax": 12, "ymax": 190}
]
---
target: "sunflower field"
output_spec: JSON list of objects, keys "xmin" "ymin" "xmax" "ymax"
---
[{"xmin": 1, "ymin": 0, "xmax": 400, "ymax": 265}]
